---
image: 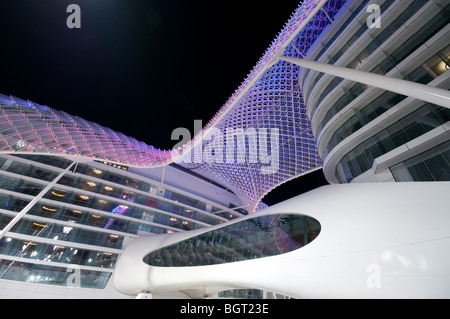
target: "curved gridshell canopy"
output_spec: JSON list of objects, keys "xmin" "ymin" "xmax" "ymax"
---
[{"xmin": 0, "ymin": 0, "xmax": 346, "ymax": 211}]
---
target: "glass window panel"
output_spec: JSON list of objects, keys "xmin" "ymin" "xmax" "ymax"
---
[
  {"xmin": 348, "ymin": 155, "xmax": 363, "ymax": 179},
  {"xmin": 0, "ymin": 259, "xmax": 111, "ymax": 289},
  {"xmin": 420, "ymin": 148, "xmax": 450, "ymax": 181},
  {"xmin": 356, "ymin": 152, "xmax": 370, "ymax": 172},
  {"xmin": 386, "ymin": 123, "xmax": 409, "ymax": 148},
  {"xmin": 401, "ymin": 118, "xmax": 427, "ymax": 141},
  {"xmin": 362, "ymin": 138, "xmax": 382, "ymax": 164},
  {"xmin": 390, "ymin": 163, "xmax": 414, "ymax": 182},
  {"xmin": 374, "ymin": 131, "xmax": 395, "ymax": 153},
  {"xmin": 438, "ymin": 142, "xmax": 450, "ymax": 164},
  {"xmin": 438, "ymin": 106, "xmax": 450, "ymax": 122},
  {"xmin": 405, "ymin": 161, "xmax": 433, "ymax": 181},
  {"xmin": 415, "ymin": 105, "xmax": 443, "ymax": 131}
]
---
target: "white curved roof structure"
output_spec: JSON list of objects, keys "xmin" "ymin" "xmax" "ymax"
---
[
  {"xmin": 114, "ymin": 182, "xmax": 450, "ymax": 298},
  {"xmin": 0, "ymin": 0, "xmax": 346, "ymax": 212}
]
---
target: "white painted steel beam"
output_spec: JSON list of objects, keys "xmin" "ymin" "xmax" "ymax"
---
[{"xmin": 280, "ymin": 56, "xmax": 450, "ymax": 109}]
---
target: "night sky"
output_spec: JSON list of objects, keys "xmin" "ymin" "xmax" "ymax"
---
[{"xmin": 0, "ymin": 0, "xmax": 328, "ymax": 206}]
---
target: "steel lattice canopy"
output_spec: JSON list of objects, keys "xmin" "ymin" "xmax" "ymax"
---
[{"xmin": 0, "ymin": 0, "xmax": 346, "ymax": 212}]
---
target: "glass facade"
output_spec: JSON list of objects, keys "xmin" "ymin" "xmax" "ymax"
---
[
  {"xmin": 218, "ymin": 289, "xmax": 264, "ymax": 299},
  {"xmin": 0, "ymin": 259, "xmax": 112, "ymax": 289},
  {"xmin": 391, "ymin": 141, "xmax": 450, "ymax": 182},
  {"xmin": 321, "ymin": 43, "xmax": 450, "ymax": 160},
  {"xmin": 302, "ymin": 0, "xmax": 372, "ymax": 98},
  {"xmin": 300, "ymin": 0, "xmax": 450, "ymax": 185},
  {"xmin": 0, "ymin": 237, "xmax": 118, "ymax": 268},
  {"xmin": 0, "ymin": 154, "xmax": 236, "ymax": 289},
  {"xmin": 305, "ymin": 0, "xmax": 399, "ymax": 115},
  {"xmin": 308, "ymin": 0, "xmax": 449, "ymax": 131},
  {"xmin": 143, "ymin": 213, "xmax": 321, "ymax": 267},
  {"xmin": 335, "ymin": 103, "xmax": 450, "ymax": 183}
]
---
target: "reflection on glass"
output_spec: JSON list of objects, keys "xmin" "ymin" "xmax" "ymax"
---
[{"xmin": 143, "ymin": 213, "xmax": 321, "ymax": 267}]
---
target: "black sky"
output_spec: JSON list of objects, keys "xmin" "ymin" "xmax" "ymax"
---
[{"xmin": 0, "ymin": 0, "xmax": 328, "ymax": 205}]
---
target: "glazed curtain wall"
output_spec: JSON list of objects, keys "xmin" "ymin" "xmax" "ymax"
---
[{"xmin": 143, "ymin": 213, "xmax": 320, "ymax": 267}]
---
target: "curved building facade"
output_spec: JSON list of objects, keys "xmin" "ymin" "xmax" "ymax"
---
[{"xmin": 298, "ymin": 0, "xmax": 450, "ymax": 184}]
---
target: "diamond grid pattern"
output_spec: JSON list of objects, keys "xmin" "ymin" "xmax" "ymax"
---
[{"xmin": 0, "ymin": 0, "xmax": 345, "ymax": 212}]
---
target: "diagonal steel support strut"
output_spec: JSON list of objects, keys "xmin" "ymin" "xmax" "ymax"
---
[{"xmin": 0, "ymin": 161, "xmax": 76, "ymax": 241}]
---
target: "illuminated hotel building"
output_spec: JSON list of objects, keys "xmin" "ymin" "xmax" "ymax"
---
[{"xmin": 0, "ymin": 0, "xmax": 449, "ymax": 298}]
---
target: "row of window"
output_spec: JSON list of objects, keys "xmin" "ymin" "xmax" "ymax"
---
[
  {"xmin": 302, "ymin": 1, "xmax": 450, "ymax": 183},
  {"xmin": 301, "ymin": 0, "xmax": 372, "ymax": 94},
  {"xmin": 318, "ymin": 37, "xmax": 449, "ymax": 148},
  {"xmin": 43, "ymin": 187, "xmax": 212, "ymax": 230},
  {"xmin": 335, "ymin": 103, "xmax": 450, "ymax": 183},
  {"xmin": 308, "ymin": 0, "xmax": 450, "ymax": 135},
  {"xmin": 0, "ymin": 153, "xmax": 236, "ymax": 289},
  {"xmin": 6, "ymin": 155, "xmax": 224, "ymax": 220},
  {"xmin": 0, "ymin": 237, "xmax": 118, "ymax": 268},
  {"xmin": 308, "ymin": 0, "xmax": 443, "ymax": 122},
  {"xmin": 1, "ymin": 190, "xmax": 179, "ymax": 238},
  {"xmin": 0, "ymin": 158, "xmax": 225, "ymax": 232},
  {"xmin": 0, "ymin": 174, "xmax": 204, "ymax": 236},
  {"xmin": 305, "ymin": 0, "xmax": 399, "ymax": 112},
  {"xmin": 391, "ymin": 141, "xmax": 450, "ymax": 182},
  {"xmin": 323, "ymin": 44, "xmax": 449, "ymax": 158},
  {"xmin": 0, "ymin": 210, "xmax": 125, "ymax": 249},
  {"xmin": 0, "ymin": 259, "xmax": 111, "ymax": 289}
]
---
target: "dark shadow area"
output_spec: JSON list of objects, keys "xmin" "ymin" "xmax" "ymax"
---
[{"xmin": 262, "ymin": 169, "xmax": 329, "ymax": 206}]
